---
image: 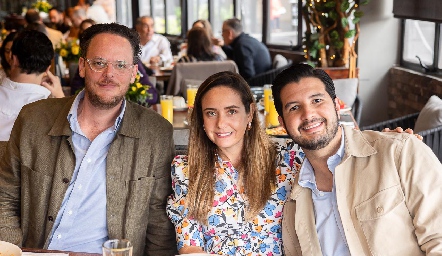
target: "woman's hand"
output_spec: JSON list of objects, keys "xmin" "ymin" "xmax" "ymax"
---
[{"xmin": 382, "ymin": 127, "xmax": 423, "ymax": 141}]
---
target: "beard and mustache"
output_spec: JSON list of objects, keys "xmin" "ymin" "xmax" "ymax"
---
[
  {"xmin": 84, "ymin": 77, "xmax": 128, "ymax": 110},
  {"xmin": 286, "ymin": 111, "xmax": 339, "ymax": 151}
]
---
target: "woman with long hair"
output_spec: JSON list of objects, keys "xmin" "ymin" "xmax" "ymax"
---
[
  {"xmin": 0, "ymin": 31, "xmax": 18, "ymax": 81},
  {"xmin": 178, "ymin": 27, "xmax": 223, "ymax": 62},
  {"xmin": 167, "ymin": 71, "xmax": 302, "ymax": 254}
]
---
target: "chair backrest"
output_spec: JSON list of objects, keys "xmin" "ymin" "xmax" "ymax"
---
[
  {"xmin": 333, "ymin": 78, "xmax": 358, "ymax": 107},
  {"xmin": 247, "ymin": 59, "xmax": 292, "ymax": 87},
  {"xmin": 166, "ymin": 60, "xmax": 239, "ymax": 98}
]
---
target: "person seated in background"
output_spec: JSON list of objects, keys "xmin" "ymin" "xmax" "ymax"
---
[
  {"xmin": 0, "ymin": 30, "xmax": 64, "ymax": 141},
  {"xmin": 48, "ymin": 7, "xmax": 71, "ymax": 34},
  {"xmin": 24, "ymin": 9, "xmax": 64, "ymax": 49},
  {"xmin": 66, "ymin": 6, "xmax": 87, "ymax": 39},
  {"xmin": 84, "ymin": 0, "xmax": 111, "ymax": 24},
  {"xmin": 135, "ymin": 16, "xmax": 173, "ymax": 66},
  {"xmin": 180, "ymin": 19, "xmax": 226, "ymax": 60},
  {"xmin": 177, "ymin": 27, "xmax": 223, "ymax": 63},
  {"xmin": 219, "ymin": 18, "xmax": 272, "ymax": 79},
  {"xmin": 0, "ymin": 31, "xmax": 18, "ymax": 82},
  {"xmin": 167, "ymin": 71, "xmax": 300, "ymax": 255},
  {"xmin": 272, "ymin": 64, "xmax": 442, "ymax": 255},
  {"xmin": 0, "ymin": 23, "xmax": 176, "ymax": 255}
]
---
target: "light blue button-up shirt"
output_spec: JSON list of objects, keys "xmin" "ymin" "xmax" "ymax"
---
[
  {"xmin": 48, "ymin": 91, "xmax": 126, "ymax": 253},
  {"xmin": 298, "ymin": 127, "xmax": 351, "ymax": 256}
]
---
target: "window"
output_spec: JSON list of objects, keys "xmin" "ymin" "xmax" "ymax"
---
[
  {"xmin": 403, "ymin": 20, "xmax": 435, "ymax": 66},
  {"xmin": 401, "ymin": 19, "xmax": 441, "ymax": 73},
  {"xmin": 268, "ymin": 0, "xmax": 300, "ymax": 46},
  {"xmin": 132, "ymin": 0, "xmax": 303, "ymax": 49},
  {"xmin": 166, "ymin": 0, "xmax": 182, "ymax": 35}
]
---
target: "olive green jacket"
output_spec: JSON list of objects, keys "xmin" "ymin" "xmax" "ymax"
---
[{"xmin": 0, "ymin": 96, "xmax": 177, "ymax": 255}]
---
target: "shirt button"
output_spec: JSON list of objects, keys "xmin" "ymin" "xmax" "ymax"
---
[
  {"xmin": 376, "ymin": 207, "xmax": 384, "ymax": 213},
  {"xmin": 57, "ymin": 234, "xmax": 62, "ymax": 239},
  {"xmin": 48, "ymin": 216, "xmax": 54, "ymax": 221},
  {"xmin": 62, "ymin": 178, "xmax": 69, "ymax": 184},
  {"xmin": 319, "ymin": 192, "xmax": 324, "ymax": 196},
  {"xmin": 87, "ymin": 158, "xmax": 92, "ymax": 163},
  {"xmin": 78, "ymin": 184, "xmax": 82, "ymax": 190},
  {"xmin": 68, "ymin": 210, "xmax": 73, "ymax": 215}
]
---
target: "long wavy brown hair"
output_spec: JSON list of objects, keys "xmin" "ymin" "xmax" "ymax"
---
[{"xmin": 186, "ymin": 71, "xmax": 277, "ymax": 224}]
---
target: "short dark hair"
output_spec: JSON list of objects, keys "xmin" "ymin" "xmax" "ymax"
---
[
  {"xmin": 24, "ymin": 9, "xmax": 41, "ymax": 24},
  {"xmin": 0, "ymin": 31, "xmax": 18, "ymax": 73},
  {"xmin": 11, "ymin": 30, "xmax": 53, "ymax": 75},
  {"xmin": 224, "ymin": 18, "xmax": 243, "ymax": 34},
  {"xmin": 272, "ymin": 63, "xmax": 336, "ymax": 116},
  {"xmin": 49, "ymin": 7, "xmax": 63, "ymax": 13},
  {"xmin": 80, "ymin": 23, "xmax": 141, "ymax": 64}
]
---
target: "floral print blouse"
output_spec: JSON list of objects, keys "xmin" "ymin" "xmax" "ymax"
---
[{"xmin": 166, "ymin": 140, "xmax": 304, "ymax": 255}]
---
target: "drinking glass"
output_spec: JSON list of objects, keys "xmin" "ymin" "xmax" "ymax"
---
[
  {"xmin": 186, "ymin": 84, "xmax": 199, "ymax": 107},
  {"xmin": 160, "ymin": 95, "xmax": 174, "ymax": 123},
  {"xmin": 263, "ymin": 84, "xmax": 272, "ymax": 113},
  {"xmin": 266, "ymin": 95, "xmax": 280, "ymax": 128},
  {"xmin": 102, "ymin": 239, "xmax": 133, "ymax": 256}
]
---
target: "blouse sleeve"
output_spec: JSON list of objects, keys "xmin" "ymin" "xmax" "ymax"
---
[{"xmin": 166, "ymin": 155, "xmax": 205, "ymax": 250}]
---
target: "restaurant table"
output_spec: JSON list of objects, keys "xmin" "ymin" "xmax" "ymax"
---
[
  {"xmin": 22, "ymin": 248, "xmax": 100, "ymax": 256},
  {"xmin": 146, "ymin": 65, "xmax": 173, "ymax": 82}
]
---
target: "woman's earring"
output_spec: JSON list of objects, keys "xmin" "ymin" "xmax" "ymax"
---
[{"xmin": 247, "ymin": 122, "xmax": 252, "ymax": 130}]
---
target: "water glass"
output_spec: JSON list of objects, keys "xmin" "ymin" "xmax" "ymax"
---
[
  {"xmin": 102, "ymin": 239, "xmax": 133, "ymax": 256},
  {"xmin": 160, "ymin": 95, "xmax": 174, "ymax": 123}
]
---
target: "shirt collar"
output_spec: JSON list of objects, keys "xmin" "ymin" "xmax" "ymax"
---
[{"xmin": 3, "ymin": 77, "xmax": 51, "ymax": 97}]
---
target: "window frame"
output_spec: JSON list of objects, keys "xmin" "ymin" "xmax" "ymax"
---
[{"xmin": 131, "ymin": 0, "xmax": 303, "ymax": 50}]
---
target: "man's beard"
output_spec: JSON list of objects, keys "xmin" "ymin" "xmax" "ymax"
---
[
  {"xmin": 85, "ymin": 83, "xmax": 126, "ymax": 110},
  {"xmin": 287, "ymin": 111, "xmax": 339, "ymax": 151}
]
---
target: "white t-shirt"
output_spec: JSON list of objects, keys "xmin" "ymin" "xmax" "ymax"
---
[
  {"xmin": 0, "ymin": 78, "xmax": 51, "ymax": 141},
  {"xmin": 140, "ymin": 33, "xmax": 173, "ymax": 64}
]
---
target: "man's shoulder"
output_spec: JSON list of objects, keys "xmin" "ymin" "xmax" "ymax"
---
[{"xmin": 21, "ymin": 96, "xmax": 73, "ymax": 115}]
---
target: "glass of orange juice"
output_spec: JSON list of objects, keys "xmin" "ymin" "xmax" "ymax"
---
[
  {"xmin": 186, "ymin": 84, "xmax": 199, "ymax": 107},
  {"xmin": 160, "ymin": 95, "xmax": 174, "ymax": 123},
  {"xmin": 266, "ymin": 95, "xmax": 280, "ymax": 128},
  {"xmin": 263, "ymin": 84, "xmax": 272, "ymax": 113}
]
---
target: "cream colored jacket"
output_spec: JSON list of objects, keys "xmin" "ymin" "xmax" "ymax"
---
[{"xmin": 282, "ymin": 125, "xmax": 442, "ymax": 255}]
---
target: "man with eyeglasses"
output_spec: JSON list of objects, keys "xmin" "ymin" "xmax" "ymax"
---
[{"xmin": 0, "ymin": 23, "xmax": 177, "ymax": 255}]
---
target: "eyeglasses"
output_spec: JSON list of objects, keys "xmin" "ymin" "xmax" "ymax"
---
[{"xmin": 85, "ymin": 58, "xmax": 134, "ymax": 74}]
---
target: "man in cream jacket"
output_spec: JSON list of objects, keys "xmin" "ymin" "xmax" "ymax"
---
[{"xmin": 272, "ymin": 63, "xmax": 442, "ymax": 255}]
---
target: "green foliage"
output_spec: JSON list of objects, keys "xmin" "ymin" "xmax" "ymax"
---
[
  {"xmin": 344, "ymin": 30, "xmax": 356, "ymax": 38},
  {"xmin": 303, "ymin": 0, "xmax": 369, "ymax": 67}
]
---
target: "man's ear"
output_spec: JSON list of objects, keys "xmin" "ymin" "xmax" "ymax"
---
[
  {"xmin": 11, "ymin": 55, "xmax": 19, "ymax": 67},
  {"xmin": 78, "ymin": 57, "xmax": 86, "ymax": 78},
  {"xmin": 334, "ymin": 97, "xmax": 341, "ymax": 119},
  {"xmin": 278, "ymin": 116, "xmax": 285, "ymax": 129}
]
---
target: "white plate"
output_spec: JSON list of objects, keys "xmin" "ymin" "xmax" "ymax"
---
[{"xmin": 0, "ymin": 241, "xmax": 22, "ymax": 256}]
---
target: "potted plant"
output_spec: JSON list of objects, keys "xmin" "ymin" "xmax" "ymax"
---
[{"xmin": 302, "ymin": 0, "xmax": 370, "ymax": 68}]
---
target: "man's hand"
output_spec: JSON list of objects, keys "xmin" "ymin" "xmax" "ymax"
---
[
  {"xmin": 382, "ymin": 127, "xmax": 423, "ymax": 141},
  {"xmin": 41, "ymin": 70, "xmax": 65, "ymax": 98},
  {"xmin": 150, "ymin": 56, "xmax": 162, "ymax": 66}
]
